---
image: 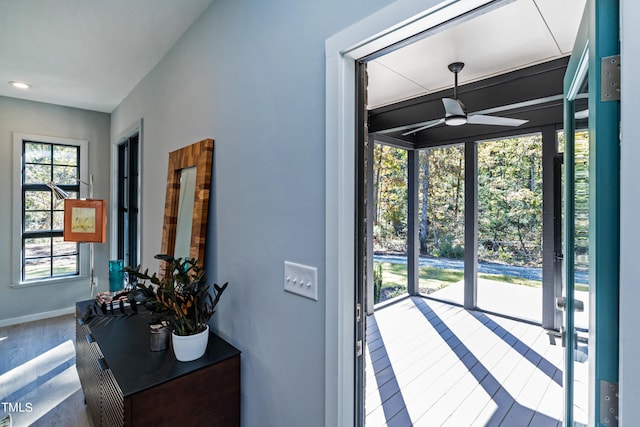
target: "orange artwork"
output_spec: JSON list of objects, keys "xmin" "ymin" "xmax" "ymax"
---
[{"xmin": 63, "ymin": 199, "xmax": 106, "ymax": 243}]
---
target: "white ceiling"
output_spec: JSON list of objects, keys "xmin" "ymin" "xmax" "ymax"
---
[
  {"xmin": 0, "ymin": 0, "xmax": 585, "ymax": 114},
  {"xmin": 367, "ymin": 0, "xmax": 586, "ymax": 109},
  {"xmin": 0, "ymin": 0, "xmax": 213, "ymax": 113}
]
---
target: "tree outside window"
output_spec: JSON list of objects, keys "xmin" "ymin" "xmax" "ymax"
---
[{"xmin": 22, "ymin": 141, "xmax": 80, "ymax": 281}]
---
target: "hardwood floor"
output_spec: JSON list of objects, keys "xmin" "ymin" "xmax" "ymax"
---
[
  {"xmin": 0, "ymin": 314, "xmax": 92, "ymax": 427},
  {"xmin": 365, "ymin": 296, "xmax": 588, "ymax": 427}
]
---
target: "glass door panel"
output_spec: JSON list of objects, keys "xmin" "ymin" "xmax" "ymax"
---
[
  {"xmin": 476, "ymin": 134, "xmax": 543, "ymax": 322},
  {"xmin": 563, "ymin": 1, "xmax": 619, "ymax": 424},
  {"xmin": 563, "ymin": 70, "xmax": 590, "ymax": 427},
  {"xmin": 372, "ymin": 143, "xmax": 408, "ymax": 304},
  {"xmin": 418, "ymin": 144, "xmax": 465, "ymax": 306},
  {"xmin": 572, "ymin": 129, "xmax": 590, "ymax": 333}
]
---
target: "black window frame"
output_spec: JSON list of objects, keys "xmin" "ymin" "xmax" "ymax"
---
[
  {"xmin": 21, "ymin": 140, "xmax": 81, "ymax": 282},
  {"xmin": 117, "ymin": 133, "xmax": 139, "ymax": 269}
]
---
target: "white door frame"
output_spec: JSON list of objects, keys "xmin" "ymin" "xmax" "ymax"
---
[
  {"xmin": 619, "ymin": 1, "xmax": 640, "ymax": 423},
  {"xmin": 324, "ymin": 0, "xmax": 497, "ymax": 424}
]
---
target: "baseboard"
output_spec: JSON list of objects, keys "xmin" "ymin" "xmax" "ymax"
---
[{"xmin": 0, "ymin": 306, "xmax": 75, "ymax": 328}]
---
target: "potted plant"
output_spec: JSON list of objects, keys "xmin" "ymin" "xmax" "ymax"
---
[{"xmin": 125, "ymin": 254, "xmax": 228, "ymax": 361}]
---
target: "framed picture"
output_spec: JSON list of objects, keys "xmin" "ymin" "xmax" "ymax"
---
[{"xmin": 63, "ymin": 199, "xmax": 107, "ymax": 243}]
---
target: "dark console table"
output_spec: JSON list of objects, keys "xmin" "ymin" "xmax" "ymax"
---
[{"xmin": 75, "ymin": 300, "xmax": 240, "ymax": 426}]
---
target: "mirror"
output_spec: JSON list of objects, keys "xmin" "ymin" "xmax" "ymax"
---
[
  {"xmin": 174, "ymin": 166, "xmax": 197, "ymax": 259},
  {"xmin": 160, "ymin": 139, "xmax": 214, "ymax": 263}
]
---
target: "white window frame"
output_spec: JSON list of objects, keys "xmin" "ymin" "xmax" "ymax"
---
[{"xmin": 12, "ymin": 132, "xmax": 89, "ymax": 287}]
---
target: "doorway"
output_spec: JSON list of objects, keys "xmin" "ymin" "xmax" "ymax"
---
[
  {"xmin": 116, "ymin": 132, "xmax": 140, "ymax": 270},
  {"xmin": 368, "ymin": 128, "xmax": 560, "ymax": 321},
  {"xmin": 363, "ymin": 130, "xmax": 569, "ymax": 425},
  {"xmin": 475, "ymin": 134, "xmax": 543, "ymax": 322},
  {"xmin": 323, "ymin": 1, "xmax": 610, "ymax": 426},
  {"xmin": 348, "ymin": 0, "xmax": 592, "ymax": 427}
]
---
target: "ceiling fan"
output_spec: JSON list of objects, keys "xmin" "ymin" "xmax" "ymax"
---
[{"xmin": 402, "ymin": 62, "xmax": 529, "ymax": 136}]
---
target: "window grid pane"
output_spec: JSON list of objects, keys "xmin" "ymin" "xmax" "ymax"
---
[
  {"xmin": 24, "ymin": 190, "xmax": 52, "ymax": 212},
  {"xmin": 24, "ymin": 237, "xmax": 52, "ymax": 258},
  {"xmin": 53, "ymin": 165, "xmax": 79, "ymax": 184},
  {"xmin": 53, "ymin": 255, "xmax": 79, "ymax": 276},
  {"xmin": 24, "ymin": 142, "xmax": 51, "ymax": 164},
  {"xmin": 21, "ymin": 140, "xmax": 81, "ymax": 282},
  {"xmin": 53, "ymin": 210, "xmax": 65, "ymax": 230},
  {"xmin": 24, "ymin": 164, "xmax": 51, "ymax": 184},
  {"xmin": 24, "ymin": 258, "xmax": 52, "ymax": 281},
  {"xmin": 24, "ymin": 211, "xmax": 52, "ymax": 232},
  {"xmin": 53, "ymin": 238, "xmax": 78, "ymax": 256},
  {"xmin": 53, "ymin": 145, "xmax": 78, "ymax": 166}
]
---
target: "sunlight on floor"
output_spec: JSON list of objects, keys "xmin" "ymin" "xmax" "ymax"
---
[
  {"xmin": 8, "ymin": 365, "xmax": 81, "ymax": 426},
  {"xmin": 0, "ymin": 339, "xmax": 80, "ymax": 426},
  {"xmin": 365, "ymin": 297, "xmax": 587, "ymax": 426},
  {"xmin": 0, "ymin": 340, "xmax": 74, "ymax": 398}
]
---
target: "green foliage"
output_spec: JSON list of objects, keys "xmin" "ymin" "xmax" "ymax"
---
[
  {"xmin": 373, "ymin": 145, "xmax": 408, "ymax": 251},
  {"xmin": 419, "ymin": 145, "xmax": 465, "ymax": 257},
  {"xmin": 478, "ymin": 272, "xmax": 541, "ymax": 287},
  {"xmin": 373, "ymin": 262, "xmax": 383, "ymax": 304},
  {"xmin": 432, "ymin": 235, "xmax": 464, "ymax": 259},
  {"xmin": 23, "ymin": 142, "xmax": 79, "ymax": 233},
  {"xmin": 420, "ymin": 266, "xmax": 464, "ymax": 283},
  {"xmin": 375, "ymin": 262, "xmax": 408, "ymax": 302},
  {"xmin": 373, "ymin": 131, "xmax": 589, "ymax": 270},
  {"xmin": 125, "ymin": 255, "xmax": 228, "ymax": 336},
  {"xmin": 498, "ymin": 246, "xmax": 511, "ymax": 263},
  {"xmin": 477, "ymin": 135, "xmax": 543, "ymax": 265},
  {"xmin": 376, "ymin": 262, "xmax": 542, "ymax": 303}
]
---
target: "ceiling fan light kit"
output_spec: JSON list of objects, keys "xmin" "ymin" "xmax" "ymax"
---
[
  {"xmin": 402, "ymin": 61, "xmax": 529, "ymax": 135},
  {"xmin": 445, "ymin": 115, "xmax": 467, "ymax": 126}
]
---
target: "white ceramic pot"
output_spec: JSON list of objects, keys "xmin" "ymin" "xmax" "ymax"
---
[{"xmin": 171, "ymin": 324, "xmax": 209, "ymax": 362}]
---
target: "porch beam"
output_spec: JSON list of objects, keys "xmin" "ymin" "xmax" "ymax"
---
[
  {"xmin": 541, "ymin": 125, "xmax": 562, "ymax": 330},
  {"xmin": 407, "ymin": 149, "xmax": 419, "ymax": 296},
  {"xmin": 464, "ymin": 141, "xmax": 478, "ymax": 309}
]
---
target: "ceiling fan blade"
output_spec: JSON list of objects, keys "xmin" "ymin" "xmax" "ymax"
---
[
  {"xmin": 467, "ymin": 114, "xmax": 528, "ymax": 127},
  {"xmin": 401, "ymin": 118, "xmax": 445, "ymax": 136},
  {"xmin": 442, "ymin": 98, "xmax": 465, "ymax": 117}
]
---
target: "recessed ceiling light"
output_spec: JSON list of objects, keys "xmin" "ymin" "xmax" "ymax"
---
[{"xmin": 9, "ymin": 81, "xmax": 32, "ymax": 90}]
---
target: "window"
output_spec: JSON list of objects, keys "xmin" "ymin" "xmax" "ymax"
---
[
  {"xmin": 117, "ymin": 132, "xmax": 140, "ymax": 269},
  {"xmin": 13, "ymin": 133, "xmax": 88, "ymax": 285}
]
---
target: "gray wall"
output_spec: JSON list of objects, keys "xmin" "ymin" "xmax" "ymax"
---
[
  {"xmin": 0, "ymin": 96, "xmax": 110, "ymax": 324},
  {"xmin": 111, "ymin": 0, "xmax": 392, "ymax": 425}
]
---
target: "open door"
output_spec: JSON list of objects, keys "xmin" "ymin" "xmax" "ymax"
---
[{"xmin": 562, "ymin": 1, "xmax": 619, "ymax": 425}]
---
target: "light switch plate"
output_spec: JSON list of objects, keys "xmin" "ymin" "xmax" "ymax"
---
[{"xmin": 284, "ymin": 261, "xmax": 317, "ymax": 301}]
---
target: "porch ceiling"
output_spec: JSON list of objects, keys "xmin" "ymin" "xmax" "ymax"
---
[
  {"xmin": 366, "ymin": 0, "xmax": 587, "ymax": 147},
  {"xmin": 369, "ymin": 57, "xmax": 575, "ymax": 148}
]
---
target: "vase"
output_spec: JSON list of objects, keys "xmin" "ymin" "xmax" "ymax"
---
[
  {"xmin": 149, "ymin": 324, "xmax": 169, "ymax": 352},
  {"xmin": 109, "ymin": 259, "xmax": 124, "ymax": 292},
  {"xmin": 171, "ymin": 325, "xmax": 209, "ymax": 362}
]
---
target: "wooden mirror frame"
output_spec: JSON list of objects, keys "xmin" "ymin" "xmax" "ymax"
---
[{"xmin": 160, "ymin": 138, "xmax": 214, "ymax": 263}]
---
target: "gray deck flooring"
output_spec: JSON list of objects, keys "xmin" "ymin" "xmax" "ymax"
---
[{"xmin": 365, "ymin": 296, "xmax": 588, "ymax": 427}]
